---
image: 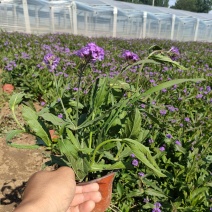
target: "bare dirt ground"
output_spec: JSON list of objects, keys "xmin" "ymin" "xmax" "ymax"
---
[{"xmin": 0, "ymin": 90, "xmax": 47, "ymax": 211}]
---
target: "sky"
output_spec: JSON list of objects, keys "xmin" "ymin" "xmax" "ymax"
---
[{"xmin": 169, "ymin": 0, "xmax": 176, "ymax": 6}]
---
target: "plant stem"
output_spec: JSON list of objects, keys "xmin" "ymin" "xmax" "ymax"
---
[
  {"xmin": 91, "ymin": 138, "xmax": 122, "ymax": 164},
  {"xmin": 114, "ymin": 143, "xmax": 125, "ymax": 160},
  {"xmin": 136, "ymin": 61, "xmax": 145, "ymax": 91},
  {"xmin": 88, "ymin": 111, "xmax": 95, "ymax": 149},
  {"xmin": 75, "ymin": 62, "xmax": 88, "ymax": 126},
  {"xmin": 12, "ymin": 108, "xmax": 25, "ymax": 131},
  {"xmin": 53, "ymin": 73, "xmax": 75, "ymax": 126}
]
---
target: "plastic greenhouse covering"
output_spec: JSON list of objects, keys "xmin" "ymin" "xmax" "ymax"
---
[{"xmin": 0, "ymin": 0, "xmax": 212, "ymax": 41}]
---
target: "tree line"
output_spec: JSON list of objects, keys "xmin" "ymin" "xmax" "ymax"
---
[{"xmin": 117, "ymin": 0, "xmax": 212, "ymax": 13}]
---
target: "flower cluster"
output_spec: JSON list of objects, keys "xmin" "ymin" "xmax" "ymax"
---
[
  {"xmin": 75, "ymin": 42, "xmax": 104, "ymax": 62},
  {"xmin": 152, "ymin": 202, "xmax": 162, "ymax": 212},
  {"xmin": 43, "ymin": 53, "xmax": 60, "ymax": 72},
  {"xmin": 122, "ymin": 50, "xmax": 139, "ymax": 63},
  {"xmin": 169, "ymin": 46, "xmax": 180, "ymax": 61}
]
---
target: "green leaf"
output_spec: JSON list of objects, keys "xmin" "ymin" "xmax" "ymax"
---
[
  {"xmin": 119, "ymin": 146, "xmax": 131, "ymax": 159},
  {"xmin": 145, "ymin": 188, "xmax": 167, "ymax": 198},
  {"xmin": 6, "ymin": 129, "xmax": 24, "ymax": 141},
  {"xmin": 127, "ymin": 189, "xmax": 145, "ymax": 198},
  {"xmin": 190, "ymin": 187, "xmax": 209, "ymax": 200},
  {"xmin": 175, "ymin": 144, "xmax": 186, "ymax": 154},
  {"xmin": 117, "ymin": 182, "xmax": 124, "ymax": 197},
  {"xmin": 148, "ymin": 45, "xmax": 162, "ymax": 53},
  {"xmin": 58, "ymin": 139, "xmax": 78, "ymax": 158},
  {"xmin": 123, "ymin": 138, "xmax": 166, "ymax": 177},
  {"xmin": 109, "ymin": 80, "xmax": 130, "ymax": 90},
  {"xmin": 104, "ymin": 151, "xmax": 115, "ymax": 160},
  {"xmin": 143, "ymin": 203, "xmax": 154, "ymax": 209},
  {"xmin": 142, "ymin": 79, "xmax": 205, "ymax": 97},
  {"xmin": 91, "ymin": 161, "xmax": 126, "ymax": 171},
  {"xmin": 66, "ymin": 129, "xmax": 80, "ymax": 148},
  {"xmin": 69, "ymin": 100, "xmax": 84, "ymax": 109},
  {"xmin": 6, "ymin": 142, "xmax": 40, "ymax": 149},
  {"xmin": 124, "ymin": 108, "xmax": 141, "ymax": 139},
  {"xmin": 22, "ymin": 105, "xmax": 51, "ymax": 146},
  {"xmin": 77, "ymin": 114, "xmax": 107, "ymax": 130},
  {"xmin": 9, "ymin": 92, "xmax": 25, "ymax": 110},
  {"xmin": 150, "ymin": 54, "xmax": 186, "ymax": 70},
  {"xmin": 142, "ymin": 178, "xmax": 163, "ymax": 192},
  {"xmin": 94, "ymin": 77, "xmax": 109, "ymax": 108},
  {"xmin": 137, "ymin": 129, "xmax": 149, "ymax": 143},
  {"xmin": 75, "ymin": 157, "xmax": 90, "ymax": 182},
  {"xmin": 40, "ymin": 113, "xmax": 66, "ymax": 126},
  {"xmin": 79, "ymin": 148, "xmax": 93, "ymax": 154}
]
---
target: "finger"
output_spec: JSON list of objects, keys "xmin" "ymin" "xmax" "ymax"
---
[
  {"xmin": 70, "ymin": 191, "xmax": 101, "ymax": 207},
  {"xmin": 68, "ymin": 201, "xmax": 96, "ymax": 212},
  {"xmin": 75, "ymin": 183, "xmax": 99, "ymax": 194}
]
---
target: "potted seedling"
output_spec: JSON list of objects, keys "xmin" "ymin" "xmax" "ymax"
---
[
  {"xmin": 2, "ymin": 83, "xmax": 14, "ymax": 94},
  {"xmin": 7, "ymin": 43, "xmax": 204, "ymax": 211}
]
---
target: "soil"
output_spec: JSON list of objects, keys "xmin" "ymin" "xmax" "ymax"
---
[{"xmin": 0, "ymin": 88, "xmax": 48, "ymax": 211}]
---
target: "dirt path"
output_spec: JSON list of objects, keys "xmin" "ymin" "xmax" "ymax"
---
[
  {"xmin": 0, "ymin": 68, "xmax": 51, "ymax": 211},
  {"xmin": 0, "ymin": 135, "xmax": 45, "ymax": 212},
  {"xmin": 0, "ymin": 92, "xmax": 46, "ymax": 211}
]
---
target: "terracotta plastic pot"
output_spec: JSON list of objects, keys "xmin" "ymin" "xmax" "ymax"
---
[
  {"xmin": 78, "ymin": 172, "xmax": 115, "ymax": 212},
  {"xmin": 2, "ymin": 84, "xmax": 14, "ymax": 94},
  {"xmin": 49, "ymin": 129, "xmax": 59, "ymax": 141}
]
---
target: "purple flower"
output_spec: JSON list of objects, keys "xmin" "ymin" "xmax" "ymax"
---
[
  {"xmin": 196, "ymin": 93, "xmax": 203, "ymax": 99},
  {"xmin": 122, "ymin": 50, "xmax": 139, "ymax": 63},
  {"xmin": 166, "ymin": 134, "xmax": 172, "ymax": 139},
  {"xmin": 58, "ymin": 113, "xmax": 63, "ymax": 119},
  {"xmin": 154, "ymin": 202, "xmax": 162, "ymax": 208},
  {"xmin": 160, "ymin": 110, "xmax": 167, "ymax": 115},
  {"xmin": 140, "ymin": 104, "xmax": 146, "ymax": 108},
  {"xmin": 132, "ymin": 159, "xmax": 139, "ymax": 167},
  {"xmin": 138, "ymin": 172, "xmax": 145, "ymax": 177},
  {"xmin": 175, "ymin": 140, "xmax": 181, "ymax": 146},
  {"xmin": 40, "ymin": 101, "xmax": 46, "ymax": 106},
  {"xmin": 130, "ymin": 153, "xmax": 135, "ymax": 158},
  {"xmin": 43, "ymin": 53, "xmax": 60, "ymax": 71},
  {"xmin": 184, "ymin": 117, "xmax": 190, "ymax": 122},
  {"xmin": 169, "ymin": 46, "xmax": 180, "ymax": 61},
  {"xmin": 152, "ymin": 208, "xmax": 161, "ymax": 212},
  {"xmin": 143, "ymin": 198, "xmax": 149, "ymax": 203},
  {"xmin": 159, "ymin": 146, "xmax": 165, "ymax": 152},
  {"xmin": 75, "ymin": 42, "xmax": 104, "ymax": 62},
  {"xmin": 21, "ymin": 52, "xmax": 30, "ymax": 59},
  {"xmin": 206, "ymin": 86, "xmax": 211, "ymax": 92},
  {"xmin": 149, "ymin": 139, "xmax": 154, "ymax": 144},
  {"xmin": 152, "ymin": 202, "xmax": 162, "ymax": 212},
  {"xmin": 167, "ymin": 105, "xmax": 176, "ymax": 112},
  {"xmin": 151, "ymin": 101, "xmax": 156, "ymax": 105}
]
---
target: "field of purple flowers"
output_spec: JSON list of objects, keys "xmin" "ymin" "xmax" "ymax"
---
[{"xmin": 0, "ymin": 31, "xmax": 212, "ymax": 211}]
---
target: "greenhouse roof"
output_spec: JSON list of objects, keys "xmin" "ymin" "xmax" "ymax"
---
[
  {"xmin": 1, "ymin": 0, "xmax": 212, "ymax": 41},
  {"xmin": 1, "ymin": 0, "xmax": 212, "ymax": 21}
]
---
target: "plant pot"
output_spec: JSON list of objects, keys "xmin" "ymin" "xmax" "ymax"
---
[
  {"xmin": 2, "ymin": 84, "xmax": 14, "ymax": 94},
  {"xmin": 49, "ymin": 129, "xmax": 59, "ymax": 141},
  {"xmin": 78, "ymin": 172, "xmax": 115, "ymax": 212}
]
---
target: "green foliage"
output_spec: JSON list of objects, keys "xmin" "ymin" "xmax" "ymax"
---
[
  {"xmin": 171, "ymin": 0, "xmax": 212, "ymax": 13},
  {"xmin": 117, "ymin": 0, "xmax": 169, "ymax": 7},
  {"xmin": 1, "ymin": 32, "xmax": 212, "ymax": 211}
]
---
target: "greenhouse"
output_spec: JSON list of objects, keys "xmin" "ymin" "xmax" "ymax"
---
[{"xmin": 0, "ymin": 0, "xmax": 212, "ymax": 41}]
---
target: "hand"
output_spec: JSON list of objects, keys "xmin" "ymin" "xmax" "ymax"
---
[{"xmin": 14, "ymin": 167, "xmax": 102, "ymax": 212}]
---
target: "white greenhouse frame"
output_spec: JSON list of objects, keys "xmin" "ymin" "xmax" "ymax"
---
[{"xmin": 0, "ymin": 0, "xmax": 212, "ymax": 42}]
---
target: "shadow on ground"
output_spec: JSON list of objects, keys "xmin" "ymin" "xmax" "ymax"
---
[{"xmin": 1, "ymin": 179, "xmax": 26, "ymax": 207}]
